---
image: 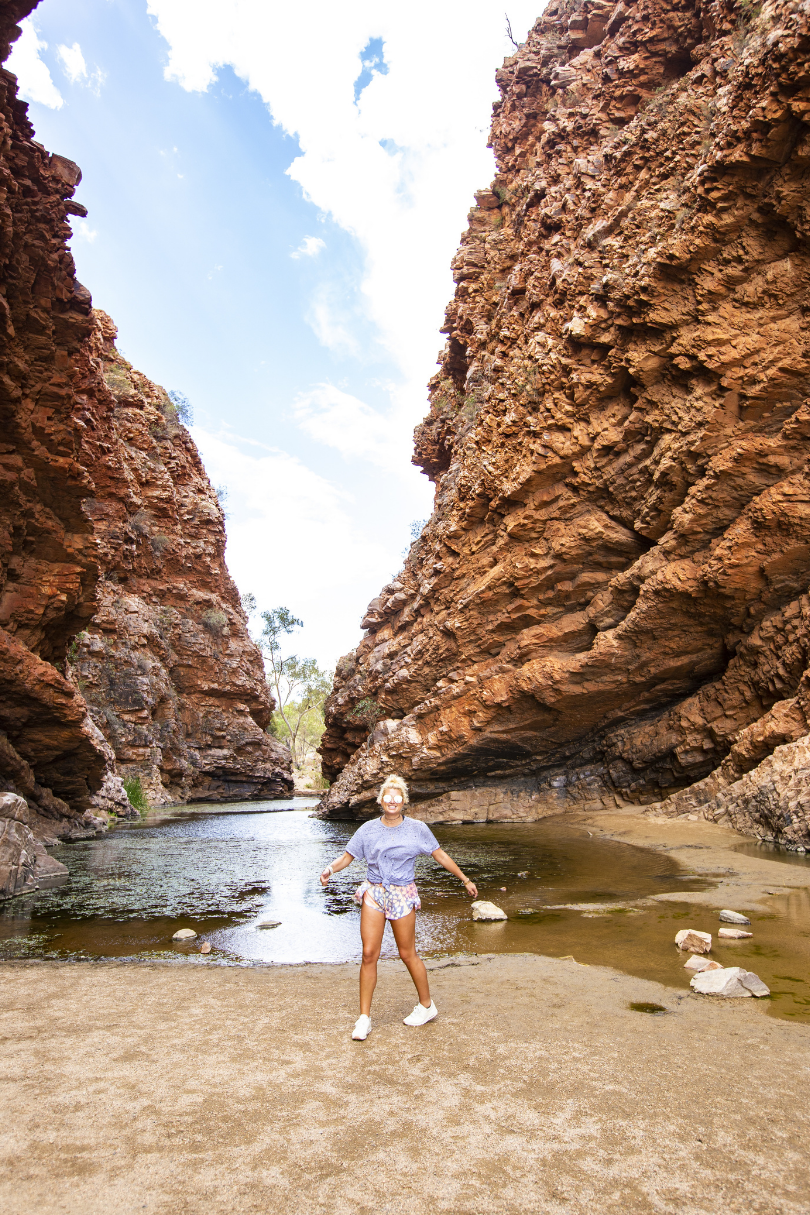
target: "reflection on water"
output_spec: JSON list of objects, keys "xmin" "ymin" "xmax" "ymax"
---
[
  {"xmin": 2, "ymin": 802, "xmax": 809, "ymax": 1022},
  {"xmin": 732, "ymin": 839, "xmax": 810, "ymax": 867}
]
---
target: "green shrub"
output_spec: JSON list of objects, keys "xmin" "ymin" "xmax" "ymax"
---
[
  {"xmin": 66, "ymin": 631, "xmax": 87, "ymax": 665},
  {"xmin": 130, "ymin": 509, "xmax": 150, "ymax": 536},
  {"xmin": 123, "ymin": 776, "xmax": 149, "ymax": 814},
  {"xmin": 201, "ymin": 609, "xmax": 228, "ymax": 635},
  {"xmin": 348, "ymin": 697, "xmax": 382, "ymax": 729}
]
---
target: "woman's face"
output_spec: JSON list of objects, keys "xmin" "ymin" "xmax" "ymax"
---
[{"xmin": 381, "ymin": 789, "xmax": 403, "ymax": 812}]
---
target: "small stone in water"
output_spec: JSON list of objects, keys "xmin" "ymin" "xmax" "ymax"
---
[
  {"xmin": 199, "ymin": 942, "xmax": 212, "ymax": 954},
  {"xmin": 172, "ymin": 928, "xmax": 197, "ymax": 940},
  {"xmin": 684, "ymin": 956, "xmax": 722, "ymax": 972},
  {"xmin": 257, "ymin": 919, "xmax": 281, "ymax": 929},
  {"xmin": 719, "ymin": 909, "xmax": 751, "ymax": 925},
  {"xmin": 675, "ymin": 929, "xmax": 712, "ymax": 954},
  {"xmin": 517, "ymin": 871, "xmax": 529, "ymax": 878},
  {"xmin": 499, "ymin": 887, "xmax": 507, "ymax": 891},
  {"xmin": 471, "ymin": 900, "xmax": 507, "ymax": 921},
  {"xmin": 718, "ymin": 927, "xmax": 753, "ymax": 939}
]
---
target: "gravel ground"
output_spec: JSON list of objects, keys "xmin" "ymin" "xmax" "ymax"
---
[{"xmin": 1, "ymin": 948, "xmax": 808, "ymax": 1215}]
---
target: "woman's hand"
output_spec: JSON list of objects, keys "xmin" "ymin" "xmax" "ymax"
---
[
  {"xmin": 463, "ymin": 879, "xmax": 478, "ymax": 899},
  {"xmin": 319, "ymin": 852, "xmax": 353, "ymax": 887}
]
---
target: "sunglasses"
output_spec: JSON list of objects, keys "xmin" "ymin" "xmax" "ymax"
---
[{"xmin": 382, "ymin": 793, "xmax": 403, "ymax": 803}]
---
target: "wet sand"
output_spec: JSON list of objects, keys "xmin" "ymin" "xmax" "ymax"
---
[
  {"xmin": 580, "ymin": 806, "xmax": 810, "ymax": 910},
  {"xmin": 1, "ymin": 950, "xmax": 809, "ymax": 1215},
  {"xmin": 2, "ymin": 811, "xmax": 809, "ymax": 1214}
]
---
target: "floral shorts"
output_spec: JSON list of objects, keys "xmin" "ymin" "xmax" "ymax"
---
[{"xmin": 353, "ymin": 881, "xmax": 421, "ymax": 921}]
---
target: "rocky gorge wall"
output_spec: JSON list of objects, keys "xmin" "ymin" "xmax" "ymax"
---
[
  {"xmin": 320, "ymin": 0, "xmax": 810, "ymax": 849},
  {"xmin": 68, "ymin": 311, "xmax": 292, "ymax": 809},
  {"xmin": 0, "ymin": 2, "xmax": 291, "ymax": 896}
]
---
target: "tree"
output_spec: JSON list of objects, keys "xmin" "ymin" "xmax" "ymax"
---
[
  {"xmin": 260, "ymin": 608, "xmax": 332, "ymax": 767},
  {"xmin": 168, "ymin": 390, "xmax": 193, "ymax": 426},
  {"xmin": 270, "ymin": 661, "xmax": 333, "ymax": 769}
]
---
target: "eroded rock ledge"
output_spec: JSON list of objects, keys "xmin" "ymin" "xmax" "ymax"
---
[
  {"xmin": 0, "ymin": 2, "xmax": 291, "ymax": 893},
  {"xmin": 320, "ymin": 0, "xmax": 810, "ymax": 848}
]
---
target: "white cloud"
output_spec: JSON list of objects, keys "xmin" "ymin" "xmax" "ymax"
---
[
  {"xmin": 57, "ymin": 41, "xmax": 106, "ymax": 94},
  {"xmin": 293, "ymin": 384, "xmax": 405, "ymax": 468},
  {"xmin": 6, "ymin": 20, "xmax": 63, "ymax": 109},
  {"xmin": 144, "ymin": 0, "xmax": 541, "ymax": 663},
  {"xmin": 291, "ymin": 235, "xmax": 325, "ymax": 259},
  {"xmin": 191, "ymin": 426, "xmax": 393, "ymax": 666},
  {"xmin": 146, "ymin": 0, "xmax": 543, "ymax": 383},
  {"xmin": 305, "ymin": 284, "xmax": 360, "ymax": 356},
  {"xmin": 72, "ymin": 220, "xmax": 98, "ymax": 243},
  {"xmin": 57, "ymin": 41, "xmax": 87, "ymax": 83}
]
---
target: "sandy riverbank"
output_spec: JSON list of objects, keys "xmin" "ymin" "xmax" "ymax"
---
[
  {"xmin": 1, "ymin": 946, "xmax": 809, "ymax": 1215},
  {"xmin": 578, "ymin": 806, "xmax": 810, "ymax": 910}
]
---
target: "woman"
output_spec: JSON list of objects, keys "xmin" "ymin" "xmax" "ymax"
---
[{"xmin": 320, "ymin": 774, "xmax": 478, "ymax": 1041}]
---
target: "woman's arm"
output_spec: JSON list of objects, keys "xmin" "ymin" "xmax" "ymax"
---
[
  {"xmin": 431, "ymin": 848, "xmax": 478, "ymax": 899},
  {"xmin": 320, "ymin": 851, "xmax": 355, "ymax": 886}
]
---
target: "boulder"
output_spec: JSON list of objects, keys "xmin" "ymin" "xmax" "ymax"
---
[
  {"xmin": 683, "ymin": 956, "xmax": 722, "ymax": 972},
  {"xmin": 172, "ymin": 928, "xmax": 197, "ymax": 940},
  {"xmin": 0, "ymin": 816, "xmax": 37, "ymax": 899},
  {"xmin": 471, "ymin": 900, "xmax": 507, "ymax": 921},
  {"xmin": 718, "ymin": 927, "xmax": 753, "ymax": 939},
  {"xmin": 0, "ymin": 792, "xmax": 29, "ymax": 823},
  {"xmin": 740, "ymin": 971, "xmax": 770, "ymax": 997},
  {"xmin": 33, "ymin": 842, "xmax": 68, "ymax": 884},
  {"xmin": 675, "ymin": 929, "xmax": 712, "ymax": 954},
  {"xmin": 719, "ymin": 910, "xmax": 751, "ymax": 925},
  {"xmin": 690, "ymin": 966, "xmax": 770, "ymax": 998}
]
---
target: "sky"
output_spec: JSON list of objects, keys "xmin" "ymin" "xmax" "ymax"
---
[{"xmin": 8, "ymin": 0, "xmax": 543, "ymax": 670}]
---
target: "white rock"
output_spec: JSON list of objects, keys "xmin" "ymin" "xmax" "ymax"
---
[
  {"xmin": 257, "ymin": 919, "xmax": 281, "ymax": 929},
  {"xmin": 740, "ymin": 971, "xmax": 770, "ymax": 997},
  {"xmin": 471, "ymin": 900, "xmax": 507, "ymax": 921},
  {"xmin": 719, "ymin": 909, "xmax": 751, "ymax": 924},
  {"xmin": 718, "ymin": 927, "xmax": 753, "ymax": 939},
  {"xmin": 690, "ymin": 966, "xmax": 769, "ymax": 998},
  {"xmin": 172, "ymin": 928, "xmax": 197, "ymax": 940},
  {"xmin": 675, "ymin": 929, "xmax": 712, "ymax": 954},
  {"xmin": 683, "ymin": 956, "xmax": 722, "ymax": 972}
]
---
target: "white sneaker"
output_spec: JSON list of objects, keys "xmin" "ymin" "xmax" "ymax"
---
[
  {"xmin": 403, "ymin": 1000, "xmax": 438, "ymax": 1027},
  {"xmin": 352, "ymin": 1014, "xmax": 371, "ymax": 1040}
]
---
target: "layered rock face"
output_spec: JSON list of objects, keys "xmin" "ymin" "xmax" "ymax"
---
[
  {"xmin": 69, "ymin": 312, "xmax": 292, "ymax": 807},
  {"xmin": 0, "ymin": 1, "xmax": 112, "ymax": 852},
  {"xmin": 321, "ymin": 0, "xmax": 810, "ymax": 848},
  {"xmin": 0, "ymin": 2, "xmax": 291, "ymax": 892}
]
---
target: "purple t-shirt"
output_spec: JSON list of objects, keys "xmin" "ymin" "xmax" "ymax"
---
[{"xmin": 346, "ymin": 817, "xmax": 440, "ymax": 888}]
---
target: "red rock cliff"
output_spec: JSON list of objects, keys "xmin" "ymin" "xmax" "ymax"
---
[
  {"xmin": 70, "ymin": 311, "xmax": 292, "ymax": 807},
  {"xmin": 0, "ymin": 2, "xmax": 291, "ymax": 893},
  {"xmin": 320, "ymin": 0, "xmax": 810, "ymax": 849}
]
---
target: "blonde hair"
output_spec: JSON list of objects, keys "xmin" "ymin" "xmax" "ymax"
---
[{"xmin": 377, "ymin": 774, "xmax": 410, "ymax": 808}]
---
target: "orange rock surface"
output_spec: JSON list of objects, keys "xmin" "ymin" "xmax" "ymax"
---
[{"xmin": 321, "ymin": 0, "xmax": 810, "ymax": 848}]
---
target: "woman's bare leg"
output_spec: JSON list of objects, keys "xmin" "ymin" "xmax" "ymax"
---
[
  {"xmin": 391, "ymin": 910, "xmax": 431, "ymax": 1007},
  {"xmin": 359, "ymin": 898, "xmax": 385, "ymax": 1015}
]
